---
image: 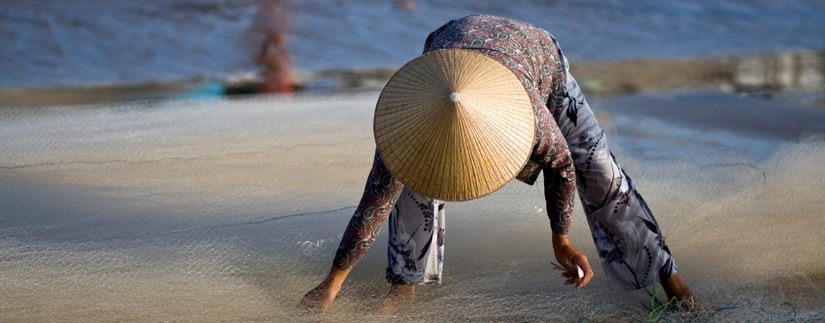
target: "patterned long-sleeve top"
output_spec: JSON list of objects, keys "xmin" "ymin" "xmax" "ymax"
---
[{"xmin": 333, "ymin": 15, "xmax": 576, "ymax": 270}]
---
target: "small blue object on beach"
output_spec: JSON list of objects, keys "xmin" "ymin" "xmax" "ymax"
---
[{"xmin": 178, "ymin": 82, "xmax": 225, "ymax": 100}]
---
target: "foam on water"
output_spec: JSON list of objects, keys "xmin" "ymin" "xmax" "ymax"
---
[{"xmin": 1, "ymin": 92, "xmax": 824, "ymax": 322}]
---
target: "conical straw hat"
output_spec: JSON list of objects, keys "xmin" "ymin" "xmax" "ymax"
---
[{"xmin": 374, "ymin": 49, "xmax": 535, "ymax": 201}]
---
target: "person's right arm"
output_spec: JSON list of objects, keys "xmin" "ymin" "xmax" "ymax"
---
[
  {"xmin": 299, "ymin": 151, "xmax": 404, "ymax": 311},
  {"xmin": 533, "ymin": 106, "xmax": 594, "ymax": 289}
]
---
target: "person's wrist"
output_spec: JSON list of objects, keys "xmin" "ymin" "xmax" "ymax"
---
[
  {"xmin": 552, "ymin": 232, "xmax": 571, "ymax": 246},
  {"xmin": 326, "ymin": 266, "xmax": 350, "ymax": 287}
]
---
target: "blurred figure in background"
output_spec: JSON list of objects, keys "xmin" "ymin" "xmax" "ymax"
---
[
  {"xmin": 394, "ymin": 0, "xmax": 416, "ymax": 10},
  {"xmin": 252, "ymin": 0, "xmax": 294, "ymax": 94}
]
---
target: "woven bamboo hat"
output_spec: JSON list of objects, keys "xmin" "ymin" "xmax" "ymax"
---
[{"xmin": 374, "ymin": 49, "xmax": 535, "ymax": 201}]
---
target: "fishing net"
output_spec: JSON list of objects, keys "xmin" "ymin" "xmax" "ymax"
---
[{"xmin": 1, "ymin": 93, "xmax": 824, "ymax": 322}]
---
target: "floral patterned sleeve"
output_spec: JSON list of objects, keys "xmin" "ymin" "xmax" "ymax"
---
[
  {"xmin": 533, "ymin": 107, "xmax": 577, "ymax": 235},
  {"xmin": 332, "ymin": 150, "xmax": 404, "ymax": 270}
]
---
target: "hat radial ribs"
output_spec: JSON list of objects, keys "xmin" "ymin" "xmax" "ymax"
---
[{"xmin": 375, "ymin": 49, "xmax": 535, "ymax": 201}]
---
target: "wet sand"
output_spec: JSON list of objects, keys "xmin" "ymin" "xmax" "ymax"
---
[
  {"xmin": 2, "ymin": 86, "xmax": 824, "ymax": 321},
  {"xmin": 2, "ymin": 50, "xmax": 823, "ymax": 109}
]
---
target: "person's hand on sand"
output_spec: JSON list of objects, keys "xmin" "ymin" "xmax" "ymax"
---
[
  {"xmin": 299, "ymin": 280, "xmax": 339, "ymax": 312},
  {"xmin": 552, "ymin": 233, "xmax": 594, "ymax": 289},
  {"xmin": 298, "ymin": 267, "xmax": 349, "ymax": 312}
]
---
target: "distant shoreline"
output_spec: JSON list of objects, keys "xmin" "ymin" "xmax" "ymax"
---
[{"xmin": 1, "ymin": 50, "xmax": 822, "ymax": 108}]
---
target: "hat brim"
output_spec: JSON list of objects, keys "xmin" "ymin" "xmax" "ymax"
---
[{"xmin": 374, "ymin": 49, "xmax": 535, "ymax": 201}]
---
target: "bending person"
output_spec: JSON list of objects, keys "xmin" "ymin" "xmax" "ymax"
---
[{"xmin": 300, "ymin": 14, "xmax": 696, "ymax": 311}]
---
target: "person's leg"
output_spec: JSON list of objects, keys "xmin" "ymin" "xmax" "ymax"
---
[
  {"xmin": 381, "ymin": 187, "xmax": 445, "ymax": 311},
  {"xmin": 386, "ymin": 187, "xmax": 445, "ymax": 284},
  {"xmin": 555, "ymin": 67, "xmax": 690, "ymax": 300}
]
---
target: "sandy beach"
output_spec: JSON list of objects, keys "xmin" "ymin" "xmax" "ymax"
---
[{"xmin": 2, "ymin": 82, "xmax": 825, "ymax": 321}]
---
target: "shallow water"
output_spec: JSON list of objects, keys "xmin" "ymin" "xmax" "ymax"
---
[
  {"xmin": 2, "ymin": 0, "xmax": 824, "ymax": 89},
  {"xmin": 1, "ymin": 92, "xmax": 824, "ymax": 322}
]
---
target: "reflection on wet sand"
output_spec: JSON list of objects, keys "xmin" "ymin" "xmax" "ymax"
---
[
  {"xmin": 570, "ymin": 50, "xmax": 825, "ymax": 98},
  {"xmin": 733, "ymin": 51, "xmax": 825, "ymax": 95},
  {"xmin": 295, "ymin": 50, "xmax": 825, "ymax": 98},
  {"xmin": 0, "ymin": 50, "xmax": 822, "ymax": 108}
]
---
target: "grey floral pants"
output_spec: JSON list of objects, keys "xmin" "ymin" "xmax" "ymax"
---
[
  {"xmin": 386, "ymin": 188, "xmax": 445, "ymax": 285},
  {"xmin": 386, "ymin": 62, "xmax": 677, "ymax": 291}
]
